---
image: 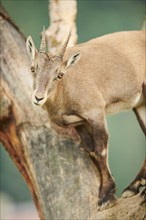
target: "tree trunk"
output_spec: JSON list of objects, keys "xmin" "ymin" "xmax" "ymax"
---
[{"xmin": 0, "ymin": 2, "xmax": 145, "ymax": 220}]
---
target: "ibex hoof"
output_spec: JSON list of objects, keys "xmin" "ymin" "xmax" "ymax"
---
[
  {"xmin": 122, "ymin": 189, "xmax": 136, "ymax": 198},
  {"xmin": 97, "ymin": 195, "xmax": 117, "ymax": 211}
]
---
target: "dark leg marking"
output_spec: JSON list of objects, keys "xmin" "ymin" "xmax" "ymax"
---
[
  {"xmin": 139, "ymin": 83, "xmax": 146, "ymax": 203},
  {"xmin": 76, "ymin": 121, "xmax": 116, "ymax": 210},
  {"xmin": 91, "ymin": 125, "xmax": 116, "ymax": 209},
  {"xmin": 134, "ymin": 108, "xmax": 146, "ymax": 135},
  {"xmin": 75, "ymin": 124, "xmax": 94, "ymax": 153}
]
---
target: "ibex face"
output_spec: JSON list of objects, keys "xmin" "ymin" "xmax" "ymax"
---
[{"xmin": 26, "ymin": 28, "xmax": 80, "ymax": 106}]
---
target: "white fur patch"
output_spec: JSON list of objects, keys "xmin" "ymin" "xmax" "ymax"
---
[
  {"xmin": 101, "ymin": 149, "xmax": 107, "ymax": 157},
  {"xmin": 131, "ymin": 93, "xmax": 141, "ymax": 107}
]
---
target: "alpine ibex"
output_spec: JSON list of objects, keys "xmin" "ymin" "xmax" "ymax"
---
[{"xmin": 26, "ymin": 28, "xmax": 146, "ymax": 210}]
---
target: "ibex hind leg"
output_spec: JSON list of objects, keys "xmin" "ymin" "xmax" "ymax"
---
[
  {"xmin": 122, "ymin": 159, "xmax": 146, "ymax": 199},
  {"xmin": 122, "ymin": 101, "xmax": 146, "ymax": 199}
]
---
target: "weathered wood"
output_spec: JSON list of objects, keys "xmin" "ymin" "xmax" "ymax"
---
[
  {"xmin": 46, "ymin": 0, "xmax": 78, "ymax": 53},
  {"xmin": 0, "ymin": 3, "xmax": 145, "ymax": 220}
]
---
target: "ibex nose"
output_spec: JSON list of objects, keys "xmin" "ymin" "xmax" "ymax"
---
[{"xmin": 35, "ymin": 96, "xmax": 44, "ymax": 102}]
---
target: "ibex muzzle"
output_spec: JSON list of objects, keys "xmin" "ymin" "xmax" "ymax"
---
[{"xmin": 26, "ymin": 28, "xmax": 146, "ymax": 210}]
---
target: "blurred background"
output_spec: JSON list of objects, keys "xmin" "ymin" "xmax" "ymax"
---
[{"xmin": 1, "ymin": 0, "xmax": 145, "ymax": 219}]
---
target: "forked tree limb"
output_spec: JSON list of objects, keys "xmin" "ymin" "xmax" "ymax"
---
[{"xmin": 0, "ymin": 2, "xmax": 145, "ymax": 220}]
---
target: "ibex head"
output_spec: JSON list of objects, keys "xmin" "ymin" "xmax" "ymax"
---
[{"xmin": 26, "ymin": 27, "xmax": 80, "ymax": 106}]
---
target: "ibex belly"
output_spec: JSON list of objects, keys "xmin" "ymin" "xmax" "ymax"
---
[{"xmin": 105, "ymin": 92, "xmax": 142, "ymax": 115}]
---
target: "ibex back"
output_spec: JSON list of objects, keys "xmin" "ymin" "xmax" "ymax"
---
[{"xmin": 26, "ymin": 29, "xmax": 146, "ymax": 210}]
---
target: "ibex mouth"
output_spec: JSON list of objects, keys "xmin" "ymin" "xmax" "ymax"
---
[
  {"xmin": 33, "ymin": 99, "xmax": 46, "ymax": 107},
  {"xmin": 33, "ymin": 102, "xmax": 40, "ymax": 106}
]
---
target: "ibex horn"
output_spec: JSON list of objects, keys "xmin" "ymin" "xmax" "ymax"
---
[
  {"xmin": 40, "ymin": 26, "xmax": 46, "ymax": 53},
  {"xmin": 56, "ymin": 31, "xmax": 71, "ymax": 58}
]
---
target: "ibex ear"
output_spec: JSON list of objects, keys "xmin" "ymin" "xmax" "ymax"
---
[
  {"xmin": 65, "ymin": 52, "xmax": 80, "ymax": 70},
  {"xmin": 26, "ymin": 36, "xmax": 38, "ymax": 61}
]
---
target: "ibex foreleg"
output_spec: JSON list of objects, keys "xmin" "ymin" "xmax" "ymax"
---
[{"xmin": 77, "ymin": 110, "xmax": 116, "ymax": 210}]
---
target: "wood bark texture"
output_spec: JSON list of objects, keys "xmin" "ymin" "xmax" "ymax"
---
[{"xmin": 0, "ymin": 2, "xmax": 145, "ymax": 220}]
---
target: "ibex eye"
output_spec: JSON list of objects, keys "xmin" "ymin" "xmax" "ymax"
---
[
  {"xmin": 57, "ymin": 72, "xmax": 64, "ymax": 79},
  {"xmin": 31, "ymin": 66, "xmax": 35, "ymax": 73}
]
